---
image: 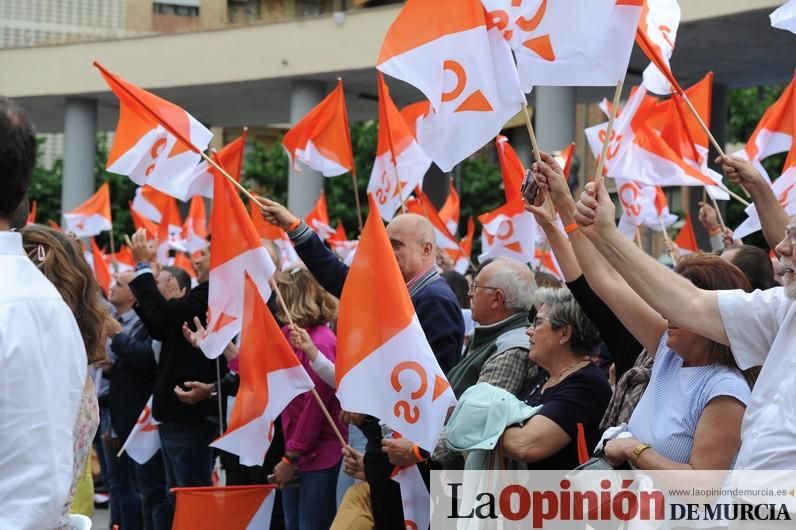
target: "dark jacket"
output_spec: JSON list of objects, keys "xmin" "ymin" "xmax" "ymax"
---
[
  {"xmin": 109, "ymin": 318, "xmax": 157, "ymax": 441},
  {"xmin": 129, "ymin": 273, "xmax": 226, "ymax": 424}
]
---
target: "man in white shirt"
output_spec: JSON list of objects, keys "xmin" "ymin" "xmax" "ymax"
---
[
  {"xmin": 568, "ymin": 154, "xmax": 796, "ymax": 469},
  {"xmin": 0, "ymin": 96, "xmax": 87, "ymax": 529}
]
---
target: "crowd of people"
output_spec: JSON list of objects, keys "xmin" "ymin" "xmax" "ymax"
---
[{"xmin": 2, "ymin": 83, "xmax": 795, "ymax": 530}]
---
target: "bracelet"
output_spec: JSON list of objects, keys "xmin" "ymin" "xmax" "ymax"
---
[
  {"xmin": 631, "ymin": 443, "xmax": 652, "ymax": 463},
  {"xmin": 281, "ymin": 456, "xmax": 294, "ymax": 466},
  {"xmin": 287, "ymin": 219, "xmax": 301, "ymax": 232},
  {"xmin": 708, "ymin": 226, "xmax": 722, "ymax": 237},
  {"xmin": 411, "ymin": 444, "xmax": 424, "ymax": 463},
  {"xmin": 564, "ymin": 223, "xmax": 579, "ymax": 234},
  {"xmin": 135, "ymin": 261, "xmax": 150, "ymax": 271}
]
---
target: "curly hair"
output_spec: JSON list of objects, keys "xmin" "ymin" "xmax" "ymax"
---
[
  {"xmin": 274, "ymin": 268, "xmax": 337, "ymax": 328},
  {"xmin": 21, "ymin": 225, "xmax": 108, "ymax": 364}
]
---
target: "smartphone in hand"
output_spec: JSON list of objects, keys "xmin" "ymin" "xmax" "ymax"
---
[{"xmin": 520, "ymin": 169, "xmax": 539, "ymax": 204}]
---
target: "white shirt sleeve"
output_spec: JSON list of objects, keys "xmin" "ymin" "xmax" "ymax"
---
[
  {"xmin": 717, "ymin": 288, "xmax": 789, "ymax": 370},
  {"xmin": 309, "ymin": 354, "xmax": 337, "ymax": 389}
]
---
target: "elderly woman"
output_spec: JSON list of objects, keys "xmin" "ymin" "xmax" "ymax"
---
[{"xmin": 502, "ymin": 287, "xmax": 611, "ymax": 469}]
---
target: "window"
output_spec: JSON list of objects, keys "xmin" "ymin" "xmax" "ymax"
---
[{"xmin": 153, "ymin": 3, "xmax": 200, "ymax": 16}]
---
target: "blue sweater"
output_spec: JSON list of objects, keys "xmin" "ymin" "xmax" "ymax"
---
[{"xmin": 290, "ymin": 224, "xmax": 464, "ymax": 373}]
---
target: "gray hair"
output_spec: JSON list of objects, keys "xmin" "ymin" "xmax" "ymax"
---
[
  {"xmin": 487, "ymin": 258, "xmax": 536, "ymax": 312},
  {"xmin": 535, "ymin": 287, "xmax": 601, "ymax": 357}
]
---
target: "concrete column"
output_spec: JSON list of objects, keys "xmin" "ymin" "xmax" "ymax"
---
[
  {"xmin": 62, "ymin": 98, "xmax": 97, "ymax": 215},
  {"xmin": 533, "ymin": 87, "xmax": 576, "ymax": 153},
  {"xmin": 689, "ymin": 82, "xmax": 728, "ymax": 250},
  {"xmin": 287, "ymin": 80, "xmax": 327, "ymax": 218},
  {"xmin": 508, "ymin": 126, "xmax": 533, "ymax": 171}
]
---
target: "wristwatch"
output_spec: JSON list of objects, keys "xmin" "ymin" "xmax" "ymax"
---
[{"xmin": 631, "ymin": 443, "xmax": 652, "ymax": 462}]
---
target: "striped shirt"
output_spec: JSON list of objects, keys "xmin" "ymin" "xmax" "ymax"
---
[{"xmin": 627, "ymin": 332, "xmax": 751, "ymax": 466}]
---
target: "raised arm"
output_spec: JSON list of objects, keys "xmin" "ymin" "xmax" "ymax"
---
[
  {"xmin": 719, "ymin": 155, "xmax": 790, "ymax": 250},
  {"xmin": 531, "ymin": 153, "xmax": 665, "ymax": 354},
  {"xmin": 574, "ymin": 179, "xmax": 729, "ymax": 346}
]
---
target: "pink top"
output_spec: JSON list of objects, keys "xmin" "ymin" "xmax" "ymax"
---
[{"xmin": 280, "ymin": 324, "xmax": 347, "ymax": 472}]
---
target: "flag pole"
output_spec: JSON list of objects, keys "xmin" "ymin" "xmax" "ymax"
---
[
  {"xmin": 520, "ymin": 103, "xmax": 556, "ymax": 216},
  {"xmin": 658, "ymin": 216, "xmax": 678, "ymax": 266},
  {"xmin": 107, "ymin": 225, "xmax": 119, "ymax": 273},
  {"xmin": 379, "ymin": 74, "xmax": 408, "ymax": 215},
  {"xmin": 268, "ymin": 277, "xmax": 348, "ymax": 448},
  {"xmin": 593, "ymin": 80, "xmax": 624, "ymax": 194},
  {"xmin": 635, "ymin": 226, "xmax": 643, "ymax": 250},
  {"xmin": 215, "ymin": 358, "xmax": 224, "ymax": 438}
]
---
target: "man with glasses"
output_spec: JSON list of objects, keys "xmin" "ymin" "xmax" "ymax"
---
[{"xmin": 573, "ymin": 154, "xmax": 796, "ymax": 470}]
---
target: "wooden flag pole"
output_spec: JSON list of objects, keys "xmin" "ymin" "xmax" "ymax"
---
[
  {"xmin": 107, "ymin": 224, "xmax": 119, "ymax": 273},
  {"xmin": 594, "ymin": 80, "xmax": 625, "ymax": 193},
  {"xmin": 215, "ymin": 358, "xmax": 224, "ymax": 437},
  {"xmin": 520, "ymin": 102, "xmax": 556, "ymax": 216},
  {"xmin": 268, "ymin": 277, "xmax": 347, "ymax": 448},
  {"xmin": 658, "ymin": 215, "xmax": 679, "ymax": 266},
  {"xmin": 635, "ymin": 226, "xmax": 644, "ymax": 250},
  {"xmin": 383, "ymin": 114, "xmax": 408, "ymax": 216}
]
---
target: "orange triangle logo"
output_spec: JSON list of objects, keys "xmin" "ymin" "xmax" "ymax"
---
[
  {"xmin": 432, "ymin": 375, "xmax": 450, "ymax": 402},
  {"xmin": 505, "ymin": 241, "xmax": 523, "ymax": 253},
  {"xmin": 454, "ymin": 90, "xmax": 493, "ymax": 113},
  {"xmin": 523, "ymin": 35, "xmax": 556, "ymax": 61},
  {"xmin": 211, "ymin": 312, "xmax": 237, "ymax": 333}
]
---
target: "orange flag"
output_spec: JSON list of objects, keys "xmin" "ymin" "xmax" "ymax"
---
[
  {"xmin": 211, "ymin": 274, "xmax": 313, "ymax": 465},
  {"xmin": 156, "ymin": 198, "xmax": 185, "ymax": 265},
  {"xmin": 248, "ymin": 199, "xmax": 302, "ymax": 271},
  {"xmin": 479, "ymin": 198, "xmax": 538, "ymax": 266},
  {"xmin": 186, "ymin": 130, "xmax": 248, "ymax": 198},
  {"xmin": 336, "ymin": 198, "xmax": 456, "ymax": 451},
  {"xmin": 201, "ymin": 167, "xmax": 277, "ymax": 359},
  {"xmin": 131, "ymin": 185, "xmax": 182, "ymax": 230},
  {"xmin": 282, "ymin": 80, "xmax": 353, "ymax": 177},
  {"xmin": 404, "ymin": 188, "xmax": 460, "ymax": 254},
  {"xmin": 94, "ymin": 62, "xmax": 212, "ymax": 201},
  {"xmin": 173, "ymin": 253, "xmax": 197, "ymax": 281},
  {"xmin": 172, "ymin": 485, "xmax": 276, "ymax": 530},
  {"xmin": 674, "ymin": 212, "xmax": 698, "ymax": 253},
  {"xmin": 26, "ymin": 200, "xmax": 36, "ymax": 226},
  {"xmin": 90, "ymin": 237, "xmax": 112, "ymax": 298},
  {"xmin": 63, "ymin": 182, "xmax": 113, "ymax": 237},
  {"xmin": 304, "ymin": 190, "xmax": 336, "ymax": 240},
  {"xmin": 438, "ymin": 180, "xmax": 460, "ymax": 236},
  {"xmin": 182, "ymin": 196, "xmax": 208, "ymax": 253},
  {"xmin": 496, "ymin": 135, "xmax": 526, "ymax": 203},
  {"xmin": 110, "ymin": 246, "xmax": 136, "ymax": 273},
  {"xmin": 130, "ymin": 201, "xmax": 158, "ymax": 239},
  {"xmin": 451, "ymin": 217, "xmax": 475, "ymax": 275}
]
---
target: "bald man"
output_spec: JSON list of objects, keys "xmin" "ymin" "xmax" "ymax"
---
[{"xmin": 260, "ymin": 198, "xmax": 464, "ymax": 530}]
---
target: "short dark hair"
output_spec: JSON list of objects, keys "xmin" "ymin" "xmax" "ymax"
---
[
  {"xmin": 722, "ymin": 245, "xmax": 778, "ymax": 291},
  {"xmin": 162, "ymin": 266, "xmax": 192, "ymax": 292},
  {"xmin": 0, "ymin": 97, "xmax": 36, "ymax": 221}
]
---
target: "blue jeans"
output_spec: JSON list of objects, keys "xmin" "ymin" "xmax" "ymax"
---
[
  {"xmin": 281, "ymin": 462, "xmax": 340, "ymax": 530},
  {"xmin": 159, "ymin": 420, "xmax": 217, "ymax": 507},
  {"xmin": 133, "ymin": 450, "xmax": 172, "ymax": 530},
  {"xmin": 336, "ymin": 425, "xmax": 367, "ymax": 507},
  {"xmin": 106, "ymin": 449, "xmax": 142, "ymax": 530}
]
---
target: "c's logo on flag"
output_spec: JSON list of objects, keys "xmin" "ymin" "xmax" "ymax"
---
[
  {"xmin": 145, "ymin": 137, "xmax": 168, "ymax": 177},
  {"xmin": 778, "ymin": 184, "xmax": 794, "ymax": 209},
  {"xmin": 440, "ymin": 60, "xmax": 493, "ymax": 114},
  {"xmin": 391, "ymin": 361, "xmax": 429, "ymax": 424},
  {"xmin": 486, "ymin": 0, "xmax": 555, "ymax": 61},
  {"xmin": 137, "ymin": 405, "xmax": 159, "ymax": 433},
  {"xmin": 598, "ymin": 128, "xmax": 623, "ymax": 161},
  {"xmin": 405, "ymin": 521, "xmax": 418, "ymax": 530},
  {"xmin": 619, "ymin": 182, "xmax": 642, "ymax": 217}
]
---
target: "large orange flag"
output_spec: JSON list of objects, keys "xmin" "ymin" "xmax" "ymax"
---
[
  {"xmin": 367, "ymin": 73, "xmax": 431, "ymax": 221},
  {"xmin": 95, "ymin": 62, "xmax": 212, "ymax": 201},
  {"xmin": 378, "ymin": 0, "xmax": 524, "ymax": 172},
  {"xmin": 304, "ymin": 190, "xmax": 336, "ymax": 240},
  {"xmin": 211, "ymin": 275, "xmax": 313, "ymax": 465},
  {"xmin": 186, "ymin": 131, "xmax": 248, "ymax": 198},
  {"xmin": 63, "ymin": 182, "xmax": 112, "ymax": 237},
  {"xmin": 90, "ymin": 237, "xmax": 112, "ymax": 298},
  {"xmin": 172, "ymin": 485, "xmax": 276, "ymax": 530},
  {"xmin": 182, "ymin": 196, "xmax": 208, "ymax": 253},
  {"xmin": 637, "ymin": 0, "xmax": 682, "ymax": 95},
  {"xmin": 200, "ymin": 167, "xmax": 277, "ymax": 359},
  {"xmin": 282, "ymin": 80, "xmax": 353, "ymax": 177},
  {"xmin": 336, "ymin": 198, "xmax": 456, "ymax": 451},
  {"xmin": 496, "ymin": 135, "xmax": 526, "ymax": 203}
]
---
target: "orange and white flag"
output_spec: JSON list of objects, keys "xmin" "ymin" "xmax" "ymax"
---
[
  {"xmin": 637, "ymin": 0, "xmax": 681, "ymax": 95},
  {"xmin": 155, "ymin": 198, "xmax": 185, "ymax": 265},
  {"xmin": 249, "ymin": 199, "xmax": 302, "ymax": 271},
  {"xmin": 132, "ymin": 186, "xmax": 183, "ymax": 233},
  {"xmin": 172, "ymin": 485, "xmax": 276, "ymax": 530},
  {"xmin": 391, "ymin": 464, "xmax": 430, "ymax": 530},
  {"xmin": 378, "ymin": 0, "xmax": 524, "ymax": 172},
  {"xmin": 95, "ymin": 62, "xmax": 212, "ymax": 201},
  {"xmin": 336, "ymin": 200, "xmax": 456, "ymax": 451},
  {"xmin": 174, "ymin": 253, "xmax": 197, "ymax": 285},
  {"xmin": 63, "ymin": 182, "xmax": 113, "ymax": 237},
  {"xmin": 368, "ymin": 73, "xmax": 431, "ymax": 221},
  {"xmin": 734, "ymin": 151, "xmax": 796, "ymax": 239},
  {"xmin": 452, "ymin": 217, "xmax": 475, "ymax": 275},
  {"xmin": 130, "ymin": 202, "xmax": 158, "ymax": 239},
  {"xmin": 211, "ymin": 275, "xmax": 314, "ymax": 465},
  {"xmin": 328, "ymin": 222, "xmax": 359, "ymax": 265},
  {"xmin": 771, "ymin": 0, "xmax": 796, "ymax": 34},
  {"xmin": 616, "ymin": 179, "xmax": 677, "ymax": 239},
  {"xmin": 482, "ymin": 0, "xmax": 643, "ymax": 90},
  {"xmin": 305, "ymin": 191, "xmax": 336, "ymax": 241},
  {"xmin": 496, "ymin": 135, "xmax": 526, "ymax": 202},
  {"xmin": 186, "ymin": 132, "xmax": 247, "ymax": 199},
  {"xmin": 405, "ymin": 189, "xmax": 460, "ymax": 254},
  {"xmin": 282, "ymin": 80, "xmax": 354, "ymax": 177},
  {"xmin": 478, "ymin": 198, "xmax": 538, "ymax": 266},
  {"xmin": 182, "ymin": 196, "xmax": 208, "ymax": 253},
  {"xmin": 200, "ymin": 170, "xmax": 277, "ymax": 359},
  {"xmin": 439, "ymin": 180, "xmax": 460, "ymax": 235},
  {"xmin": 733, "ymin": 73, "xmax": 796, "ymax": 179},
  {"xmin": 109, "ymin": 246, "xmax": 136, "ymax": 273},
  {"xmin": 26, "ymin": 200, "xmax": 36, "ymax": 226},
  {"xmin": 119, "ymin": 395, "xmax": 161, "ymax": 465},
  {"xmin": 535, "ymin": 247, "xmax": 564, "ymax": 281},
  {"xmin": 674, "ymin": 212, "xmax": 698, "ymax": 253},
  {"xmin": 90, "ymin": 238, "xmax": 112, "ymax": 297}
]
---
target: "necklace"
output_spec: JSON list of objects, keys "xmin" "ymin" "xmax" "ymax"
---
[{"xmin": 543, "ymin": 358, "xmax": 590, "ymax": 390}]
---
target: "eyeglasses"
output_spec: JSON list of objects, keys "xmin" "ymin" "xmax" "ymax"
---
[
  {"xmin": 785, "ymin": 225, "xmax": 796, "ymax": 246},
  {"xmin": 531, "ymin": 316, "xmax": 550, "ymax": 329},
  {"xmin": 469, "ymin": 281, "xmax": 500, "ymax": 293}
]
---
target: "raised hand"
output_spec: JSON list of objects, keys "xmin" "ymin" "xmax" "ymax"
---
[
  {"xmin": 259, "ymin": 197, "xmax": 300, "ymax": 231},
  {"xmin": 574, "ymin": 179, "xmax": 617, "ymax": 239}
]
